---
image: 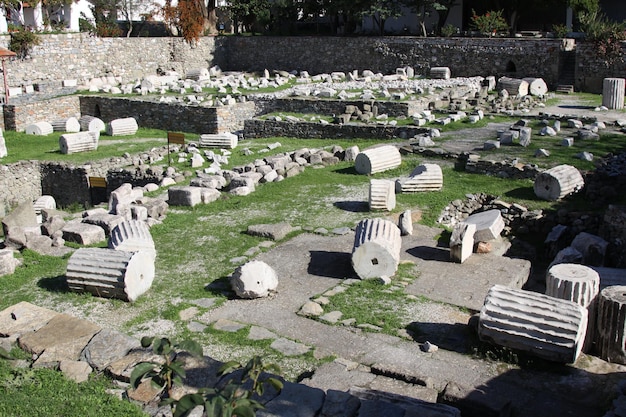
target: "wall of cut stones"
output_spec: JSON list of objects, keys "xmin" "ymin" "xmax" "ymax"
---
[
  {"xmin": 575, "ymin": 42, "xmax": 626, "ymax": 93},
  {"xmin": 1, "ymin": 35, "xmax": 621, "ymax": 95},
  {"xmin": 79, "ymin": 97, "xmax": 255, "ymax": 134},
  {"xmin": 253, "ymin": 98, "xmax": 421, "ymax": 119},
  {"xmin": 0, "ymin": 146, "xmax": 172, "ymax": 216},
  {"xmin": 0, "ymin": 35, "xmax": 221, "ymax": 91},
  {"xmin": 3, "ymin": 96, "xmax": 81, "ymax": 131},
  {"xmin": 0, "ymin": 161, "xmax": 42, "ymax": 217}
]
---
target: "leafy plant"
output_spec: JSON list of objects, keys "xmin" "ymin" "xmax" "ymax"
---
[
  {"xmin": 440, "ymin": 24, "xmax": 457, "ymax": 37},
  {"xmin": 130, "ymin": 336, "xmax": 203, "ymax": 399},
  {"xmin": 9, "ymin": 28, "xmax": 40, "ymax": 59},
  {"xmin": 579, "ymin": 13, "xmax": 626, "ymax": 67},
  {"xmin": 172, "ymin": 355, "xmax": 283, "ymax": 417},
  {"xmin": 470, "ymin": 9, "xmax": 508, "ymax": 37},
  {"xmin": 552, "ymin": 24, "xmax": 569, "ymax": 38}
]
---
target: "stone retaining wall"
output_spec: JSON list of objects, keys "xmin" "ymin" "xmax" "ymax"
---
[
  {"xmin": 575, "ymin": 42, "xmax": 626, "ymax": 93},
  {"xmin": 4, "ymin": 96, "xmax": 81, "ymax": 132},
  {"xmin": 253, "ymin": 98, "xmax": 421, "ymax": 118},
  {"xmin": 244, "ymin": 119, "xmax": 429, "ymax": 140},
  {"xmin": 1, "ymin": 34, "xmax": 622, "ymax": 97},
  {"xmin": 79, "ymin": 96, "xmax": 255, "ymax": 134},
  {"xmin": 0, "ymin": 161, "xmax": 42, "ymax": 217}
]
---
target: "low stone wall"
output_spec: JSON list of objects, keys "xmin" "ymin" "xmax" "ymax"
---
[
  {"xmin": 4, "ymin": 96, "xmax": 81, "ymax": 132},
  {"xmin": 0, "ymin": 161, "xmax": 42, "ymax": 217},
  {"xmin": 79, "ymin": 96, "xmax": 255, "ymax": 134},
  {"xmin": 253, "ymin": 98, "xmax": 420, "ymax": 118},
  {"xmin": 244, "ymin": 119, "xmax": 429, "ymax": 140},
  {"xmin": 576, "ymin": 41, "xmax": 626, "ymax": 93}
]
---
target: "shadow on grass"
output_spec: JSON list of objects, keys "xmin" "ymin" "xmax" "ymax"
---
[
  {"xmin": 332, "ymin": 166, "xmax": 360, "ymax": 175},
  {"xmin": 503, "ymin": 186, "xmax": 536, "ymax": 200},
  {"xmin": 204, "ymin": 276, "xmax": 234, "ymax": 298},
  {"xmin": 334, "ymin": 201, "xmax": 369, "ymax": 212},
  {"xmin": 37, "ymin": 275, "xmax": 69, "ymax": 293}
]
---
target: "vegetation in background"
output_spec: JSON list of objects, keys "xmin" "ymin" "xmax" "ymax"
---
[
  {"xmin": 8, "ymin": 28, "xmax": 40, "ymax": 59},
  {"xmin": 470, "ymin": 9, "xmax": 509, "ymax": 37}
]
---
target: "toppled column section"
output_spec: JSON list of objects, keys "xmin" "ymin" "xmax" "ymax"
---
[
  {"xmin": 79, "ymin": 115, "xmax": 105, "ymax": 132},
  {"xmin": 51, "ymin": 117, "xmax": 81, "ymax": 133},
  {"xmin": 352, "ymin": 218, "xmax": 401, "ymax": 280},
  {"xmin": 462, "ymin": 209, "xmax": 504, "ymax": 242},
  {"xmin": 396, "ymin": 163, "xmax": 443, "ymax": 193},
  {"xmin": 109, "ymin": 220, "xmax": 156, "ymax": 261},
  {"xmin": 534, "ymin": 164, "xmax": 584, "ymax": 201},
  {"xmin": 354, "ymin": 145, "xmax": 401, "ymax": 175},
  {"xmin": 66, "ymin": 247, "xmax": 155, "ymax": 302},
  {"xmin": 596, "ymin": 286, "xmax": 626, "ymax": 364},
  {"xmin": 25, "ymin": 122, "xmax": 54, "ymax": 136},
  {"xmin": 430, "ymin": 67, "xmax": 451, "ymax": 79},
  {"xmin": 545, "ymin": 263, "xmax": 600, "ymax": 308},
  {"xmin": 106, "ymin": 117, "xmax": 138, "ymax": 136},
  {"xmin": 478, "ymin": 285, "xmax": 588, "ymax": 363},
  {"xmin": 369, "ymin": 179, "xmax": 396, "ymax": 211},
  {"xmin": 59, "ymin": 131, "xmax": 99, "ymax": 154}
]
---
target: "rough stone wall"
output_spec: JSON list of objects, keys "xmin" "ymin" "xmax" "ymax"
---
[
  {"xmin": 40, "ymin": 162, "xmax": 91, "ymax": 209},
  {"xmin": 4, "ymin": 96, "xmax": 81, "ymax": 132},
  {"xmin": 222, "ymin": 37, "xmax": 565, "ymax": 87},
  {"xmin": 0, "ymin": 161, "xmax": 42, "ymax": 217},
  {"xmin": 0, "ymin": 34, "xmax": 221, "ymax": 90},
  {"xmin": 79, "ymin": 96, "xmax": 254, "ymax": 133},
  {"xmin": 575, "ymin": 41, "xmax": 626, "ymax": 93},
  {"xmin": 244, "ymin": 119, "xmax": 429, "ymax": 140},
  {"xmin": 254, "ymin": 98, "xmax": 418, "ymax": 118}
]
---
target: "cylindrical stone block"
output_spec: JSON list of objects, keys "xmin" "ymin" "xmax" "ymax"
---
[
  {"xmin": 199, "ymin": 133, "xmax": 238, "ymax": 149},
  {"xmin": 352, "ymin": 218, "xmax": 401, "ymax": 280},
  {"xmin": 51, "ymin": 117, "xmax": 81, "ymax": 133},
  {"xmin": 108, "ymin": 220, "xmax": 156, "ymax": 261},
  {"xmin": 106, "ymin": 117, "xmax": 138, "ymax": 136},
  {"xmin": 546, "ymin": 263, "xmax": 600, "ymax": 308},
  {"xmin": 66, "ymin": 247, "xmax": 155, "ymax": 302},
  {"xmin": 430, "ymin": 67, "xmax": 451, "ymax": 79},
  {"xmin": 602, "ymin": 78, "xmax": 625, "ymax": 110},
  {"xmin": 79, "ymin": 115, "xmax": 105, "ymax": 132},
  {"xmin": 354, "ymin": 145, "xmax": 401, "ymax": 175},
  {"xmin": 25, "ymin": 121, "xmax": 54, "ymax": 136},
  {"xmin": 478, "ymin": 285, "xmax": 588, "ymax": 363},
  {"xmin": 546, "ymin": 263, "xmax": 600, "ymax": 353},
  {"xmin": 59, "ymin": 131, "xmax": 99, "ymax": 154},
  {"xmin": 596, "ymin": 286, "xmax": 626, "ymax": 364},
  {"xmin": 498, "ymin": 77, "xmax": 529, "ymax": 96},
  {"xmin": 534, "ymin": 164, "xmax": 584, "ymax": 201},
  {"xmin": 369, "ymin": 179, "xmax": 396, "ymax": 211},
  {"xmin": 33, "ymin": 195, "xmax": 56, "ymax": 216},
  {"xmin": 396, "ymin": 163, "xmax": 443, "ymax": 193}
]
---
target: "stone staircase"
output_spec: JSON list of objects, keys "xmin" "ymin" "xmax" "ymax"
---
[{"xmin": 556, "ymin": 50, "xmax": 576, "ymax": 94}]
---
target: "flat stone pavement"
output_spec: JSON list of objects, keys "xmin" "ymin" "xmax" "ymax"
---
[{"xmin": 199, "ymin": 227, "xmax": 626, "ymax": 417}]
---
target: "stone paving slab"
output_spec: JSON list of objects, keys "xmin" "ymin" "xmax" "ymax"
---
[{"xmin": 0, "ymin": 301, "xmax": 59, "ymax": 337}]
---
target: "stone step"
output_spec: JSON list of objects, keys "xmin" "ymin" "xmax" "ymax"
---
[{"xmin": 556, "ymin": 85, "xmax": 575, "ymax": 94}]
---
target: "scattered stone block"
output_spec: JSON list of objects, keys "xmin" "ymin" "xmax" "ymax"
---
[
  {"xmin": 2, "ymin": 202, "xmax": 39, "ymax": 248},
  {"xmin": 62, "ymin": 222, "xmax": 106, "ymax": 245},
  {"xmin": 66, "ymin": 248, "xmax": 155, "ymax": 302},
  {"xmin": 398, "ymin": 210, "xmax": 413, "ymax": 236},
  {"xmin": 230, "ymin": 260, "xmax": 278, "ymax": 298},
  {"xmin": 369, "ymin": 179, "xmax": 396, "ymax": 211},
  {"xmin": 478, "ymin": 285, "xmax": 587, "ymax": 363},
  {"xmin": 450, "ymin": 222, "xmax": 476, "ymax": 264},
  {"xmin": 0, "ymin": 249, "xmax": 21, "ymax": 276},
  {"xmin": 533, "ymin": 164, "xmax": 584, "ymax": 201},
  {"xmin": 247, "ymin": 222, "xmax": 294, "ymax": 241},
  {"xmin": 168, "ymin": 186, "xmax": 202, "ymax": 206},
  {"xmin": 82, "ymin": 212, "xmax": 126, "ymax": 236},
  {"xmin": 571, "ymin": 232, "xmax": 608, "ymax": 266},
  {"xmin": 0, "ymin": 129, "xmax": 6, "ymax": 158},
  {"xmin": 430, "ymin": 67, "xmax": 451, "ymax": 79},
  {"xmin": 199, "ymin": 133, "xmax": 238, "ymax": 149},
  {"xmin": 352, "ymin": 218, "xmax": 401, "ymax": 280},
  {"xmin": 462, "ymin": 210, "xmax": 504, "ymax": 242}
]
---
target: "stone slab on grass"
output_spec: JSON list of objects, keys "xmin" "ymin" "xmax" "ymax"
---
[
  {"xmin": 0, "ymin": 301, "xmax": 59, "ymax": 337},
  {"xmin": 247, "ymin": 222, "xmax": 294, "ymax": 241},
  {"xmin": 403, "ymin": 225, "xmax": 530, "ymax": 312},
  {"xmin": 62, "ymin": 222, "xmax": 106, "ymax": 245}
]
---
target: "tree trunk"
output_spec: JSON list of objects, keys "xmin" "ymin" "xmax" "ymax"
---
[{"xmin": 206, "ymin": 0, "xmax": 217, "ymax": 35}]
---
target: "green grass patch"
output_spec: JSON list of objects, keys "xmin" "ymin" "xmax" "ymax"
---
[{"xmin": 0, "ymin": 358, "xmax": 147, "ymax": 416}]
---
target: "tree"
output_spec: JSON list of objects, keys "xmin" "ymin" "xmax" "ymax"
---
[
  {"xmin": 117, "ymin": 0, "xmax": 159, "ymax": 37},
  {"xmin": 227, "ymin": 0, "xmax": 269, "ymax": 34},
  {"xmin": 163, "ymin": 0, "xmax": 217, "ymax": 43},
  {"xmin": 360, "ymin": 0, "xmax": 403, "ymax": 35}
]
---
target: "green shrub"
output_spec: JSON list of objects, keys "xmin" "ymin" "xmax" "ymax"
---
[
  {"xmin": 440, "ymin": 24, "xmax": 457, "ymax": 37},
  {"xmin": 9, "ymin": 28, "xmax": 40, "ymax": 59}
]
